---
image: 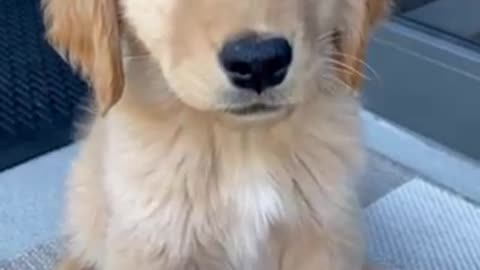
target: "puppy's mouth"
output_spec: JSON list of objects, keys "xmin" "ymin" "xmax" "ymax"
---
[{"xmin": 226, "ymin": 103, "xmax": 283, "ymax": 116}]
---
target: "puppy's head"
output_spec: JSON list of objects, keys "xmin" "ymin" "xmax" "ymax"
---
[{"xmin": 43, "ymin": 0, "xmax": 388, "ymax": 122}]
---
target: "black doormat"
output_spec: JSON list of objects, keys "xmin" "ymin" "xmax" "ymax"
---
[{"xmin": 0, "ymin": 0, "xmax": 89, "ymax": 172}]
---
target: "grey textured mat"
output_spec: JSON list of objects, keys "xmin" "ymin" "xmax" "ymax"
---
[
  {"xmin": 365, "ymin": 179, "xmax": 480, "ymax": 270},
  {"xmin": 360, "ymin": 151, "xmax": 415, "ymax": 206},
  {"xmin": 0, "ymin": 242, "xmax": 60, "ymax": 270}
]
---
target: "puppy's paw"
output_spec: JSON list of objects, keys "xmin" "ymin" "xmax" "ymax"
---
[{"xmin": 56, "ymin": 257, "xmax": 91, "ymax": 270}]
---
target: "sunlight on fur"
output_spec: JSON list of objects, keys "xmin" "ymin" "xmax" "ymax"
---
[{"xmin": 42, "ymin": 0, "xmax": 389, "ymax": 269}]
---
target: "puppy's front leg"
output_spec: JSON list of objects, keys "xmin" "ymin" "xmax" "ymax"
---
[
  {"xmin": 103, "ymin": 236, "xmax": 166, "ymax": 270},
  {"xmin": 279, "ymin": 225, "xmax": 365, "ymax": 270},
  {"xmin": 56, "ymin": 256, "xmax": 92, "ymax": 270},
  {"xmin": 103, "ymin": 247, "xmax": 140, "ymax": 270},
  {"xmin": 281, "ymin": 246, "xmax": 365, "ymax": 270},
  {"xmin": 103, "ymin": 252, "xmax": 166, "ymax": 270},
  {"xmin": 103, "ymin": 256, "xmax": 133, "ymax": 270}
]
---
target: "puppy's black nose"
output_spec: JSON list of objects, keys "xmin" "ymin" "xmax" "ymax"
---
[{"xmin": 219, "ymin": 35, "xmax": 292, "ymax": 94}]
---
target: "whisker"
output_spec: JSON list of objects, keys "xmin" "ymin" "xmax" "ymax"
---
[
  {"xmin": 328, "ymin": 51, "xmax": 380, "ymax": 82},
  {"xmin": 326, "ymin": 67, "xmax": 370, "ymax": 84},
  {"xmin": 315, "ymin": 36, "xmax": 339, "ymax": 49},
  {"xmin": 123, "ymin": 53, "xmax": 152, "ymax": 60},
  {"xmin": 315, "ymin": 30, "xmax": 336, "ymax": 43},
  {"xmin": 320, "ymin": 74, "xmax": 355, "ymax": 94},
  {"xmin": 325, "ymin": 58, "xmax": 371, "ymax": 81},
  {"xmin": 314, "ymin": 35, "xmax": 380, "ymax": 84},
  {"xmin": 302, "ymin": 60, "xmax": 356, "ymax": 96}
]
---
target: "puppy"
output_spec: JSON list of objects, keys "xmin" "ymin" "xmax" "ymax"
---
[{"xmin": 43, "ymin": 0, "xmax": 388, "ymax": 269}]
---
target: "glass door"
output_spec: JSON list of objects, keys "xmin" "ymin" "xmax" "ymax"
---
[
  {"xmin": 395, "ymin": 0, "xmax": 480, "ymax": 48},
  {"xmin": 362, "ymin": 0, "xmax": 480, "ymax": 161},
  {"xmin": 361, "ymin": 0, "xmax": 480, "ymax": 202}
]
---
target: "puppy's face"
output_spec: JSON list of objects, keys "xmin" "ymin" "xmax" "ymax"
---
[{"xmin": 43, "ymin": 0, "xmax": 388, "ymax": 122}]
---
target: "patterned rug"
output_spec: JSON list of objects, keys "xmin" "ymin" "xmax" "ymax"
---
[{"xmin": 0, "ymin": 0, "xmax": 88, "ymax": 172}]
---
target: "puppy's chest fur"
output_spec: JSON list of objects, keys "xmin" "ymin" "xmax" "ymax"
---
[
  {"xmin": 106, "ymin": 157, "xmax": 285, "ymax": 268},
  {"xmin": 104, "ymin": 124, "xmax": 289, "ymax": 266},
  {"xmin": 98, "ymin": 109, "xmax": 360, "ymax": 269}
]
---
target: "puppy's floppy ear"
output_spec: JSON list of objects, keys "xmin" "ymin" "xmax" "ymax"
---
[
  {"xmin": 337, "ymin": 0, "xmax": 390, "ymax": 91},
  {"xmin": 43, "ymin": 0, "xmax": 124, "ymax": 115}
]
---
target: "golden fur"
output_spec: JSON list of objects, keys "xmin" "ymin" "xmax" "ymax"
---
[{"xmin": 42, "ymin": 0, "xmax": 389, "ymax": 269}]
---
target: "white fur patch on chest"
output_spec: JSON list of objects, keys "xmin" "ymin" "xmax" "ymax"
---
[
  {"xmin": 104, "ymin": 148, "xmax": 286, "ymax": 268},
  {"xmin": 223, "ymin": 176, "xmax": 285, "ymax": 266},
  {"xmin": 230, "ymin": 174, "xmax": 285, "ymax": 235}
]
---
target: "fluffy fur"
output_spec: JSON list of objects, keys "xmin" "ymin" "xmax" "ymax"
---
[{"xmin": 42, "ymin": 0, "xmax": 389, "ymax": 269}]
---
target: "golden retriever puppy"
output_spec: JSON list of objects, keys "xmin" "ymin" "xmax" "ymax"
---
[{"xmin": 43, "ymin": 0, "xmax": 389, "ymax": 269}]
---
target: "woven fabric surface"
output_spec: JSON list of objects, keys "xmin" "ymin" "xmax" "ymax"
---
[
  {"xmin": 365, "ymin": 179, "xmax": 480, "ymax": 270},
  {"xmin": 0, "ymin": 0, "xmax": 88, "ymax": 171},
  {"xmin": 0, "ymin": 241, "xmax": 60, "ymax": 270}
]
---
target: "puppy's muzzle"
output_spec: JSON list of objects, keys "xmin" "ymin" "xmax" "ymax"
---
[{"xmin": 219, "ymin": 33, "xmax": 292, "ymax": 94}]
